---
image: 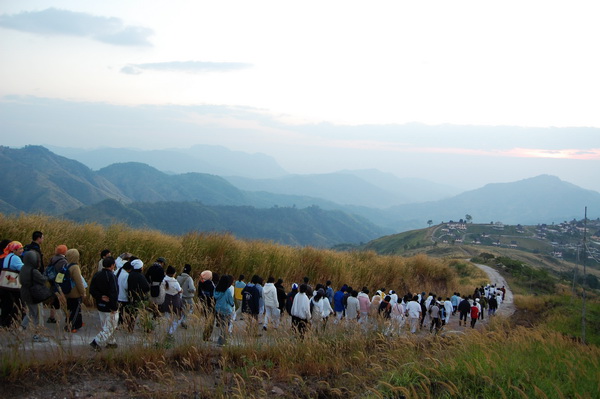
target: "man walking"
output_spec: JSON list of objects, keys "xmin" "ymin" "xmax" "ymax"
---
[{"xmin": 90, "ymin": 257, "xmax": 119, "ymax": 351}]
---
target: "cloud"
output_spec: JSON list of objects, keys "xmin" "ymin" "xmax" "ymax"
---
[
  {"xmin": 120, "ymin": 61, "xmax": 252, "ymax": 75},
  {"xmin": 0, "ymin": 8, "xmax": 153, "ymax": 46}
]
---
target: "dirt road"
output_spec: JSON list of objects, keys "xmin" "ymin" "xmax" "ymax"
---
[{"xmin": 473, "ymin": 262, "xmax": 515, "ymax": 317}]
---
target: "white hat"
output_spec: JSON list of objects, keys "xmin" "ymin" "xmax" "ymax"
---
[
  {"xmin": 476, "ymin": 298, "xmax": 480, "ymax": 302},
  {"xmin": 131, "ymin": 259, "xmax": 144, "ymax": 270}
]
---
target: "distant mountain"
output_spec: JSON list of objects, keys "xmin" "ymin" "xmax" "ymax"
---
[
  {"xmin": 337, "ymin": 169, "xmax": 462, "ymax": 203},
  {"xmin": 97, "ymin": 162, "xmax": 248, "ymax": 205},
  {"xmin": 0, "ymin": 145, "xmax": 127, "ymax": 214},
  {"xmin": 64, "ymin": 200, "xmax": 386, "ymax": 247},
  {"xmin": 384, "ymin": 175, "xmax": 600, "ymax": 228},
  {"xmin": 47, "ymin": 144, "xmax": 288, "ymax": 178}
]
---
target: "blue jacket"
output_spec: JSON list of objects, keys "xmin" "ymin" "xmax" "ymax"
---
[
  {"xmin": 334, "ymin": 290, "xmax": 345, "ymax": 312},
  {"xmin": 214, "ymin": 289, "xmax": 234, "ymax": 316}
]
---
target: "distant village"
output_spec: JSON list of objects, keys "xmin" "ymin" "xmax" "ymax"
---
[{"xmin": 433, "ymin": 218, "xmax": 600, "ymax": 265}]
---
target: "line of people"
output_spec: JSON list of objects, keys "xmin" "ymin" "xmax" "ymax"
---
[{"xmin": 1, "ymin": 234, "xmax": 506, "ymax": 349}]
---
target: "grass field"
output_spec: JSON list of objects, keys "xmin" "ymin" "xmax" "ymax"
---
[{"xmin": 1, "ymin": 214, "xmax": 598, "ymax": 398}]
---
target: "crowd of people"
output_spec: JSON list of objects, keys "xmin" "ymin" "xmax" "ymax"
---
[{"xmin": 0, "ymin": 231, "xmax": 508, "ymax": 350}]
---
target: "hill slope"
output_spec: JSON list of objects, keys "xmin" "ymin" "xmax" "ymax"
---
[
  {"xmin": 0, "ymin": 145, "xmax": 127, "ymax": 214},
  {"xmin": 64, "ymin": 200, "xmax": 386, "ymax": 247}
]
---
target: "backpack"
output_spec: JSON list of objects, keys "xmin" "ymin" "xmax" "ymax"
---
[
  {"xmin": 44, "ymin": 258, "xmax": 60, "ymax": 282},
  {"xmin": 55, "ymin": 263, "xmax": 75, "ymax": 295},
  {"xmin": 470, "ymin": 305, "xmax": 479, "ymax": 319}
]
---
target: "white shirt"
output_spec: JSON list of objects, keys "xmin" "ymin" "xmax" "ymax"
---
[
  {"xmin": 406, "ymin": 301, "xmax": 422, "ymax": 318},
  {"xmin": 161, "ymin": 275, "xmax": 182, "ymax": 296},
  {"xmin": 291, "ymin": 292, "xmax": 311, "ymax": 320},
  {"xmin": 263, "ymin": 282, "xmax": 279, "ymax": 308},
  {"xmin": 117, "ymin": 268, "xmax": 129, "ymax": 302}
]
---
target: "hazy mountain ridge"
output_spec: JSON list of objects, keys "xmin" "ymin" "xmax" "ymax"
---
[{"xmin": 47, "ymin": 144, "xmax": 288, "ymax": 179}]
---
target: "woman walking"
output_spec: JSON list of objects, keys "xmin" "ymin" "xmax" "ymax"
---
[{"xmin": 214, "ymin": 275, "xmax": 234, "ymax": 346}]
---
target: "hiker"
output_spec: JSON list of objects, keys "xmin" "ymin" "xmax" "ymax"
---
[
  {"xmin": 159, "ymin": 266, "xmax": 183, "ymax": 337},
  {"xmin": 214, "ymin": 274, "xmax": 234, "ymax": 345},
  {"xmin": 311, "ymin": 288, "xmax": 333, "ymax": 330},
  {"xmin": 89, "ymin": 256, "xmax": 119, "ymax": 351},
  {"xmin": 333, "ymin": 285, "xmax": 347, "ymax": 321},
  {"xmin": 357, "ymin": 287, "xmax": 371, "ymax": 324},
  {"xmin": 470, "ymin": 300, "xmax": 480, "ymax": 328},
  {"xmin": 378, "ymin": 295, "xmax": 392, "ymax": 321},
  {"xmin": 233, "ymin": 275, "xmax": 246, "ymax": 318},
  {"xmin": 429, "ymin": 300, "xmax": 441, "ymax": 334},
  {"xmin": 390, "ymin": 296, "xmax": 405, "ymax": 333},
  {"xmin": 405, "ymin": 295, "xmax": 422, "ymax": 334},
  {"xmin": 126, "ymin": 258, "xmax": 150, "ymax": 332},
  {"xmin": 457, "ymin": 295, "xmax": 471, "ymax": 327},
  {"xmin": 45, "ymin": 245, "xmax": 68, "ymax": 324},
  {"xmin": 198, "ymin": 270, "xmax": 216, "ymax": 340},
  {"xmin": 262, "ymin": 276, "xmax": 280, "ymax": 330},
  {"xmin": 290, "ymin": 284, "xmax": 311, "ymax": 337},
  {"xmin": 241, "ymin": 275, "xmax": 261, "ymax": 334},
  {"xmin": 146, "ymin": 257, "xmax": 166, "ymax": 313},
  {"xmin": 370, "ymin": 290, "xmax": 383, "ymax": 317},
  {"xmin": 176, "ymin": 264, "xmax": 196, "ymax": 329},
  {"xmin": 116, "ymin": 261, "xmax": 132, "ymax": 326},
  {"xmin": 255, "ymin": 276, "xmax": 265, "ymax": 322},
  {"xmin": 285, "ymin": 283, "xmax": 298, "ymax": 316},
  {"xmin": 488, "ymin": 295, "xmax": 498, "ymax": 316},
  {"xmin": 63, "ymin": 248, "xmax": 86, "ymax": 333},
  {"xmin": 451, "ymin": 292, "xmax": 460, "ymax": 315},
  {"xmin": 303, "ymin": 276, "xmax": 314, "ymax": 298},
  {"xmin": 443, "ymin": 297, "xmax": 453, "ymax": 325},
  {"xmin": 97, "ymin": 249, "xmax": 112, "ymax": 272},
  {"xmin": 275, "ymin": 278, "xmax": 287, "ymax": 317},
  {"xmin": 0, "ymin": 241, "xmax": 25, "ymax": 328},
  {"xmin": 325, "ymin": 280, "xmax": 334, "ymax": 305},
  {"xmin": 479, "ymin": 296, "xmax": 487, "ymax": 320},
  {"xmin": 115, "ymin": 252, "xmax": 132, "ymax": 273},
  {"xmin": 345, "ymin": 290, "xmax": 360, "ymax": 322},
  {"xmin": 20, "ymin": 250, "xmax": 51, "ymax": 342}
]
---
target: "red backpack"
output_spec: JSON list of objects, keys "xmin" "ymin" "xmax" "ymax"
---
[{"xmin": 470, "ymin": 305, "xmax": 479, "ymax": 319}]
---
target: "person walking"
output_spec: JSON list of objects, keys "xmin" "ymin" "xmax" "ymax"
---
[
  {"xmin": 290, "ymin": 284, "xmax": 311, "ymax": 338},
  {"xmin": 20, "ymin": 250, "xmax": 51, "ymax": 342},
  {"xmin": 62, "ymin": 249, "xmax": 86, "ymax": 333},
  {"xmin": 405, "ymin": 295, "xmax": 422, "ymax": 334},
  {"xmin": 262, "ymin": 276, "xmax": 280, "ymax": 330},
  {"xmin": 89, "ymin": 257, "xmax": 119, "ymax": 351},
  {"xmin": 0, "ymin": 241, "xmax": 25, "ymax": 328},
  {"xmin": 214, "ymin": 275, "xmax": 234, "ymax": 345},
  {"xmin": 458, "ymin": 295, "xmax": 471, "ymax": 327},
  {"xmin": 176, "ymin": 264, "xmax": 196, "ymax": 329},
  {"xmin": 45, "ymin": 245, "xmax": 68, "ymax": 324},
  {"xmin": 126, "ymin": 258, "xmax": 149, "ymax": 332},
  {"xmin": 159, "ymin": 266, "xmax": 183, "ymax": 338}
]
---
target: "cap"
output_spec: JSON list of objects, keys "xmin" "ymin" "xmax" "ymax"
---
[
  {"xmin": 292, "ymin": 283, "xmax": 298, "ymax": 290},
  {"xmin": 131, "ymin": 259, "xmax": 144, "ymax": 270}
]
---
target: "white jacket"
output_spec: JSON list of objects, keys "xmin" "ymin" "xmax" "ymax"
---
[
  {"xmin": 291, "ymin": 292, "xmax": 311, "ymax": 320},
  {"xmin": 263, "ymin": 282, "xmax": 279, "ymax": 308}
]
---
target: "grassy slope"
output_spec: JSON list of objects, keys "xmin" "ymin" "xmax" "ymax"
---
[{"xmin": 1, "ymin": 214, "xmax": 598, "ymax": 398}]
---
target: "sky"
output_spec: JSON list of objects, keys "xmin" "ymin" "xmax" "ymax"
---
[{"xmin": 1, "ymin": 0, "xmax": 600, "ymax": 192}]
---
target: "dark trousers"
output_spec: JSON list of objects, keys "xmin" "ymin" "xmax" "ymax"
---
[
  {"xmin": 470, "ymin": 318, "xmax": 477, "ymax": 328},
  {"xmin": 0, "ymin": 290, "xmax": 22, "ymax": 328},
  {"xmin": 66, "ymin": 297, "xmax": 83, "ymax": 330},
  {"xmin": 291, "ymin": 316, "xmax": 308, "ymax": 338}
]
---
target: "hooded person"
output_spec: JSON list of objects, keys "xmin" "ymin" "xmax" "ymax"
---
[
  {"xmin": 262, "ymin": 276, "xmax": 280, "ymax": 330},
  {"xmin": 357, "ymin": 288, "xmax": 371, "ymax": 323},
  {"xmin": 176, "ymin": 264, "xmax": 196, "ymax": 328},
  {"xmin": 19, "ymin": 250, "xmax": 50, "ymax": 342},
  {"xmin": 333, "ymin": 285, "xmax": 347, "ymax": 321},
  {"xmin": 45, "ymin": 245, "xmax": 68, "ymax": 323},
  {"xmin": 63, "ymin": 248, "xmax": 86, "ymax": 332}
]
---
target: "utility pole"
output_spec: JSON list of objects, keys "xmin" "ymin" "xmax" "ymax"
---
[{"xmin": 581, "ymin": 207, "xmax": 587, "ymax": 345}]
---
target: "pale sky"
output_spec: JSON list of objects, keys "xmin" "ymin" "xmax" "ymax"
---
[{"xmin": 1, "ymin": 1, "xmax": 600, "ymax": 192}]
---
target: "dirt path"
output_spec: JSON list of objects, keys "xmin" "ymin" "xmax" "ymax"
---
[{"xmin": 473, "ymin": 262, "xmax": 515, "ymax": 317}]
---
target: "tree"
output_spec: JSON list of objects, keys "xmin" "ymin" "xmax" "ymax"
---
[
  {"xmin": 465, "ymin": 214, "xmax": 473, "ymax": 223},
  {"xmin": 427, "ymin": 220, "xmax": 433, "ymax": 227}
]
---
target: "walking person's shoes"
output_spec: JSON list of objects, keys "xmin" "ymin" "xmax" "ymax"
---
[{"xmin": 90, "ymin": 340, "xmax": 101, "ymax": 352}]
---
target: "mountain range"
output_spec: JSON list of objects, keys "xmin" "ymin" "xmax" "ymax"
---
[{"xmin": 1, "ymin": 145, "xmax": 598, "ymax": 247}]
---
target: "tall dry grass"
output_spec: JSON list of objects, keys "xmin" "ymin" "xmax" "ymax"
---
[{"xmin": 0, "ymin": 213, "xmax": 469, "ymax": 295}]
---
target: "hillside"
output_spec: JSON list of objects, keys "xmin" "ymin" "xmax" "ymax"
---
[
  {"xmin": 0, "ymin": 145, "xmax": 127, "ymax": 214},
  {"xmin": 64, "ymin": 200, "xmax": 388, "ymax": 247},
  {"xmin": 382, "ymin": 175, "xmax": 600, "ymax": 229}
]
